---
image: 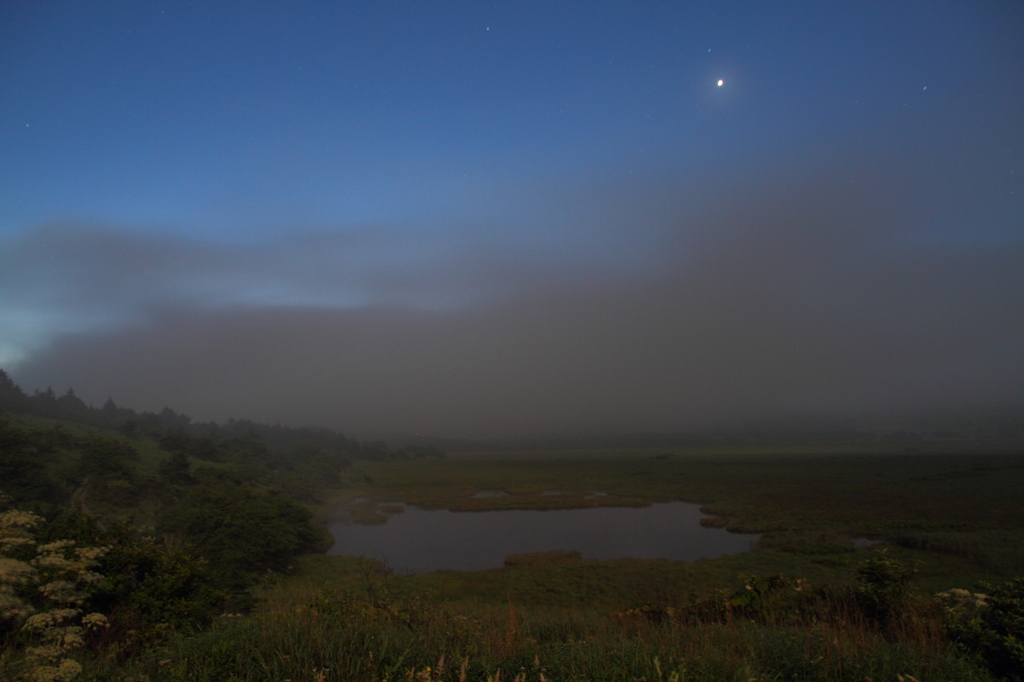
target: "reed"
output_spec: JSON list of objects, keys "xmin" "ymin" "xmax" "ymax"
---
[{"xmin": 103, "ymin": 572, "xmax": 993, "ymax": 682}]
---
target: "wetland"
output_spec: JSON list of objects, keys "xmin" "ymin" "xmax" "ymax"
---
[{"xmin": 328, "ymin": 500, "xmax": 759, "ymax": 573}]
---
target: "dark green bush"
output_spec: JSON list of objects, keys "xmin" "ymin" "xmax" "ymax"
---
[
  {"xmin": 97, "ymin": 538, "xmax": 224, "ymax": 632},
  {"xmin": 943, "ymin": 577, "xmax": 1024, "ymax": 680},
  {"xmin": 75, "ymin": 434, "xmax": 140, "ymax": 482},
  {"xmin": 160, "ymin": 478, "xmax": 331, "ymax": 576},
  {"xmin": 726, "ymin": 573, "xmax": 790, "ymax": 614},
  {"xmin": 0, "ymin": 419, "xmax": 63, "ymax": 505},
  {"xmin": 854, "ymin": 554, "xmax": 915, "ymax": 623},
  {"xmin": 158, "ymin": 450, "xmax": 197, "ymax": 487}
]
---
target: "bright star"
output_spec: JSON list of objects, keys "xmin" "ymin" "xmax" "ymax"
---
[{"xmin": 717, "ymin": 79, "xmax": 724, "ymax": 87}]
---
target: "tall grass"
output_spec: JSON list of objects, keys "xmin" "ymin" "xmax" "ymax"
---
[
  {"xmin": 104, "ymin": 575, "xmax": 993, "ymax": 682},
  {"xmin": 891, "ymin": 530, "xmax": 1024, "ymax": 576}
]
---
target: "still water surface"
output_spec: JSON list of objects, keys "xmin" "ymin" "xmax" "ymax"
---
[{"xmin": 328, "ymin": 502, "xmax": 758, "ymax": 573}]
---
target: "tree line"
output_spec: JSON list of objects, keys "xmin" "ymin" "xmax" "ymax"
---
[{"xmin": 0, "ymin": 369, "xmax": 445, "ymax": 462}]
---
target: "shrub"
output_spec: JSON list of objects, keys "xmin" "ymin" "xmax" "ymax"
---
[
  {"xmin": 95, "ymin": 534, "xmax": 224, "ymax": 634},
  {"xmin": 74, "ymin": 435, "xmax": 139, "ymax": 483},
  {"xmin": 0, "ymin": 420, "xmax": 63, "ymax": 506},
  {"xmin": 0, "ymin": 507, "xmax": 110, "ymax": 682},
  {"xmin": 941, "ymin": 577, "xmax": 1024, "ymax": 679},
  {"xmin": 158, "ymin": 451, "xmax": 196, "ymax": 487},
  {"xmin": 725, "ymin": 573, "xmax": 791, "ymax": 614},
  {"xmin": 854, "ymin": 554, "xmax": 915, "ymax": 623},
  {"xmin": 160, "ymin": 480, "xmax": 331, "ymax": 576}
]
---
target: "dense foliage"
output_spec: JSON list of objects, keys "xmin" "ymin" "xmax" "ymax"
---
[
  {"xmin": 0, "ymin": 407, "xmax": 345, "ymax": 680},
  {"xmin": 942, "ymin": 578, "xmax": 1024, "ymax": 679}
]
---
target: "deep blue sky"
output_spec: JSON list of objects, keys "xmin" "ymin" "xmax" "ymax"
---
[
  {"xmin": 2, "ymin": 2, "xmax": 1022, "ymax": 435},
  {"xmin": 4, "ymin": 0, "xmax": 1017, "ymax": 236}
]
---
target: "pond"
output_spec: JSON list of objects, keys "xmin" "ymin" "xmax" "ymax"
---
[{"xmin": 328, "ymin": 501, "xmax": 759, "ymax": 573}]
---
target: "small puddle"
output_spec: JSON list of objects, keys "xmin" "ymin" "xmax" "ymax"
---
[
  {"xmin": 471, "ymin": 490, "xmax": 510, "ymax": 499},
  {"xmin": 851, "ymin": 537, "xmax": 883, "ymax": 548}
]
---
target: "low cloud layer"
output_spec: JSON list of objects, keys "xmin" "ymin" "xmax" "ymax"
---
[{"xmin": 6, "ymin": 150, "xmax": 1022, "ymax": 437}]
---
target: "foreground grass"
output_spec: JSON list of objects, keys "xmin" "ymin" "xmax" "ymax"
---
[
  {"xmin": 103, "ymin": 557, "xmax": 994, "ymax": 682},
  {"xmin": 292, "ymin": 542, "xmax": 1005, "ymax": 608}
]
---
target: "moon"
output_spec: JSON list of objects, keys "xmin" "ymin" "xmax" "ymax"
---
[{"xmin": 717, "ymin": 79, "xmax": 724, "ymax": 87}]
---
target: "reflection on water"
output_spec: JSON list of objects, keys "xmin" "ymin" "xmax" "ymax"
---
[{"xmin": 328, "ymin": 502, "xmax": 759, "ymax": 574}]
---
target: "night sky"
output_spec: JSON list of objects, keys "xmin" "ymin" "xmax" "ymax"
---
[{"xmin": 2, "ymin": 2, "xmax": 1022, "ymax": 437}]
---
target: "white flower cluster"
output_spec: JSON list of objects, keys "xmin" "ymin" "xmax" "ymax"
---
[
  {"xmin": 936, "ymin": 588, "xmax": 989, "ymax": 611},
  {"xmin": 0, "ymin": 508, "xmax": 110, "ymax": 682}
]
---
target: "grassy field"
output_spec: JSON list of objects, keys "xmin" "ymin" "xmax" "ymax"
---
[
  {"xmin": 112, "ymin": 546, "xmax": 1008, "ymax": 682},
  {"xmin": 113, "ymin": 445, "xmax": 1011, "ymax": 680},
  {"xmin": 6, "ymin": 427, "xmax": 1023, "ymax": 680}
]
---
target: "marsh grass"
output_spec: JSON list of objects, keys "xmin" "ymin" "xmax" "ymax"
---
[
  {"xmin": 890, "ymin": 530, "xmax": 1024, "ymax": 576},
  {"xmin": 106, "ymin": 571, "xmax": 994, "ymax": 682},
  {"xmin": 330, "ymin": 451, "xmax": 1024, "ymax": 598},
  {"xmin": 344, "ymin": 452, "xmax": 1024, "ymax": 537}
]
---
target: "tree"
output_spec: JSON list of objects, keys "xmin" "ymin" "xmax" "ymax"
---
[
  {"xmin": 158, "ymin": 451, "xmax": 196, "ymax": 487},
  {"xmin": 0, "ymin": 420, "xmax": 62, "ymax": 505},
  {"xmin": 160, "ymin": 480, "xmax": 330, "ymax": 576}
]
